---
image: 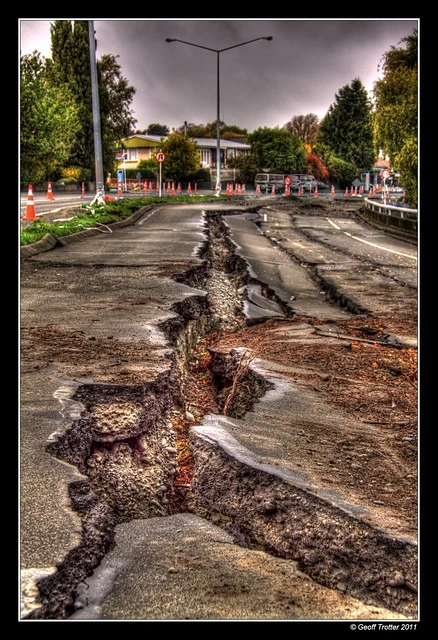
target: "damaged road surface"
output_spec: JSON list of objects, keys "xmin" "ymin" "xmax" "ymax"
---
[{"xmin": 20, "ymin": 199, "xmax": 418, "ymax": 622}]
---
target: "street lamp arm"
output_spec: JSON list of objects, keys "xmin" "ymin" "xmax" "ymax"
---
[
  {"xmin": 165, "ymin": 38, "xmax": 217, "ymax": 53},
  {"xmin": 218, "ymin": 36, "xmax": 273, "ymax": 53},
  {"xmin": 165, "ymin": 36, "xmax": 272, "ymax": 54}
]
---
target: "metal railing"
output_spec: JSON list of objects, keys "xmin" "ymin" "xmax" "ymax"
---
[{"xmin": 363, "ymin": 197, "xmax": 418, "ymax": 219}]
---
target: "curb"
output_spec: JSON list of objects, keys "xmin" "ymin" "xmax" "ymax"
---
[{"xmin": 20, "ymin": 206, "xmax": 153, "ymax": 261}]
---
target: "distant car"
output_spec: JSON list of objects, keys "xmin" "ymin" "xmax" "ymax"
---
[{"xmin": 301, "ymin": 178, "xmax": 329, "ymax": 191}]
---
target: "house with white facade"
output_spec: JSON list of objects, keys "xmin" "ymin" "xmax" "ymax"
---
[{"xmin": 117, "ymin": 134, "xmax": 251, "ymax": 174}]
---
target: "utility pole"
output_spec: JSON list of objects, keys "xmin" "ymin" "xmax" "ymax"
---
[{"xmin": 88, "ymin": 20, "xmax": 105, "ymax": 204}]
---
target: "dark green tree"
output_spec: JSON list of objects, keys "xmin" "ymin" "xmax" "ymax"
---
[
  {"xmin": 20, "ymin": 52, "xmax": 81, "ymax": 187},
  {"xmin": 247, "ymin": 127, "xmax": 307, "ymax": 174},
  {"xmin": 160, "ymin": 130, "xmax": 200, "ymax": 181},
  {"xmin": 373, "ymin": 29, "xmax": 418, "ymax": 206},
  {"xmin": 146, "ymin": 123, "xmax": 170, "ymax": 136},
  {"xmin": 98, "ymin": 53, "xmax": 137, "ymax": 176},
  {"xmin": 49, "ymin": 20, "xmax": 94, "ymax": 174},
  {"xmin": 313, "ymin": 142, "xmax": 358, "ymax": 188},
  {"xmin": 48, "ymin": 20, "xmax": 136, "ymax": 182},
  {"xmin": 318, "ymin": 78, "xmax": 375, "ymax": 170}
]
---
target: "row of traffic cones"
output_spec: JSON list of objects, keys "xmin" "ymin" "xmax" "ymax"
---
[{"xmin": 226, "ymin": 183, "xmax": 246, "ymax": 195}]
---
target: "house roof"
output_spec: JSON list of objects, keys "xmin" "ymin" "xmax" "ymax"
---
[
  {"xmin": 123, "ymin": 134, "xmax": 250, "ymax": 150},
  {"xmin": 194, "ymin": 137, "xmax": 250, "ymax": 150}
]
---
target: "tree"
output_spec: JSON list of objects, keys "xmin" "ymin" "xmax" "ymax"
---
[
  {"xmin": 146, "ymin": 123, "xmax": 170, "ymax": 136},
  {"xmin": 160, "ymin": 131, "xmax": 200, "ymax": 181},
  {"xmin": 284, "ymin": 114, "xmax": 320, "ymax": 147},
  {"xmin": 97, "ymin": 53, "xmax": 137, "ymax": 175},
  {"xmin": 372, "ymin": 30, "xmax": 418, "ymax": 206},
  {"xmin": 48, "ymin": 20, "xmax": 94, "ymax": 175},
  {"xmin": 247, "ymin": 127, "xmax": 307, "ymax": 174},
  {"xmin": 313, "ymin": 142, "xmax": 358, "ymax": 188},
  {"xmin": 179, "ymin": 123, "xmax": 210, "ymax": 138},
  {"xmin": 318, "ymin": 78, "xmax": 375, "ymax": 170},
  {"xmin": 48, "ymin": 20, "xmax": 137, "ymax": 183},
  {"xmin": 20, "ymin": 52, "xmax": 81, "ymax": 187},
  {"xmin": 306, "ymin": 152, "xmax": 329, "ymax": 182}
]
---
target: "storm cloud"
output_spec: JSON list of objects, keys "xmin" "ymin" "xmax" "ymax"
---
[{"xmin": 20, "ymin": 18, "xmax": 418, "ymax": 132}]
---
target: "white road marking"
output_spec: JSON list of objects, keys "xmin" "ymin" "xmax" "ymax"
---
[{"xmin": 326, "ymin": 218, "xmax": 417, "ymax": 261}]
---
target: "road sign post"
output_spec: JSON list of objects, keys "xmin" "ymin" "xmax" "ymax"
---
[
  {"xmin": 155, "ymin": 151, "xmax": 166, "ymax": 197},
  {"xmin": 381, "ymin": 169, "xmax": 390, "ymax": 202}
]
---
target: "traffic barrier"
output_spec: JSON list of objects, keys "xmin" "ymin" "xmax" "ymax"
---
[
  {"xmin": 46, "ymin": 181, "xmax": 55, "ymax": 200},
  {"xmin": 117, "ymin": 182, "xmax": 123, "ymax": 198},
  {"xmin": 23, "ymin": 185, "xmax": 37, "ymax": 221}
]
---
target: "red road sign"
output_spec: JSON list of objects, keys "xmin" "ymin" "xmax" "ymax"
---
[
  {"xmin": 381, "ymin": 169, "xmax": 390, "ymax": 179},
  {"xmin": 155, "ymin": 151, "xmax": 166, "ymax": 163},
  {"xmin": 284, "ymin": 175, "xmax": 292, "ymax": 185}
]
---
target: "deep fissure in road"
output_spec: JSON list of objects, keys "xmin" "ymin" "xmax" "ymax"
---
[{"xmin": 29, "ymin": 209, "xmax": 417, "ymax": 620}]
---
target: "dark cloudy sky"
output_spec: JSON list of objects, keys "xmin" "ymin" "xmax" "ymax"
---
[{"xmin": 19, "ymin": 18, "xmax": 418, "ymax": 132}]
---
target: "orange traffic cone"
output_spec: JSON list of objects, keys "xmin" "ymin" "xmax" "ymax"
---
[
  {"xmin": 242, "ymin": 183, "xmax": 246, "ymax": 194},
  {"xmin": 171, "ymin": 182, "xmax": 176, "ymax": 196},
  {"xmin": 47, "ymin": 181, "xmax": 55, "ymax": 200},
  {"xmin": 187, "ymin": 182, "xmax": 192, "ymax": 195},
  {"xmin": 313, "ymin": 186, "xmax": 319, "ymax": 198},
  {"xmin": 256, "ymin": 185, "xmax": 261, "ymax": 196},
  {"xmin": 285, "ymin": 184, "xmax": 290, "ymax": 196},
  {"xmin": 194, "ymin": 183, "xmax": 198, "ymax": 195},
  {"xmin": 330, "ymin": 185, "xmax": 335, "ymax": 197},
  {"xmin": 271, "ymin": 184, "xmax": 276, "ymax": 197},
  {"xmin": 177, "ymin": 182, "xmax": 181, "ymax": 194},
  {"xmin": 344, "ymin": 187, "xmax": 349, "ymax": 197},
  {"xmin": 81, "ymin": 182, "xmax": 86, "ymax": 198},
  {"xmin": 23, "ymin": 185, "xmax": 37, "ymax": 221}
]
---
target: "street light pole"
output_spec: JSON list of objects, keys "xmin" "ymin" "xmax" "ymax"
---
[
  {"xmin": 166, "ymin": 36, "xmax": 273, "ymax": 195},
  {"xmin": 88, "ymin": 21, "xmax": 104, "ymax": 203}
]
